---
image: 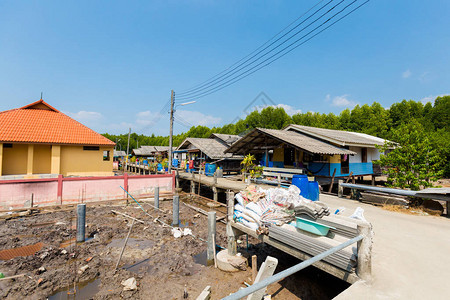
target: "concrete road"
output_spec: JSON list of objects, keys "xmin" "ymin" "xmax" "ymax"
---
[{"xmin": 319, "ymin": 194, "xmax": 450, "ymax": 300}]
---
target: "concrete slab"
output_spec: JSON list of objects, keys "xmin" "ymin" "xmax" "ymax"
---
[{"xmin": 320, "ymin": 194, "xmax": 450, "ymax": 300}]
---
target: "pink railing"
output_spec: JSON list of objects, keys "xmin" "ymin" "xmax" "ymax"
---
[{"xmin": 0, "ymin": 173, "xmax": 175, "ymax": 210}]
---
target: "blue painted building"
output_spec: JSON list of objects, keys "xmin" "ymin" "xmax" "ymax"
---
[{"xmin": 225, "ymin": 125, "xmax": 389, "ymax": 178}]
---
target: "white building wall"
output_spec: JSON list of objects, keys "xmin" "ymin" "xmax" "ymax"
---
[
  {"xmin": 367, "ymin": 147, "xmax": 381, "ymax": 161},
  {"xmin": 349, "ymin": 146, "xmax": 361, "ymax": 163},
  {"xmin": 349, "ymin": 146, "xmax": 381, "ymax": 163}
]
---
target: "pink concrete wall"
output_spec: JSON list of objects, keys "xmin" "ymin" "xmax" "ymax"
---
[
  {"xmin": 128, "ymin": 176, "xmax": 173, "ymax": 198},
  {"xmin": 0, "ymin": 180, "xmax": 58, "ymax": 209},
  {"xmin": 62, "ymin": 178, "xmax": 125, "ymax": 204},
  {"xmin": 0, "ymin": 174, "xmax": 174, "ymax": 210}
]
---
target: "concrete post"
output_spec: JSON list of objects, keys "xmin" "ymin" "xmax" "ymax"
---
[
  {"xmin": 277, "ymin": 174, "xmax": 281, "ymax": 187},
  {"xmin": 176, "ymin": 169, "xmax": 180, "ymax": 189},
  {"xmin": 212, "ymin": 186, "xmax": 218, "ymax": 202},
  {"xmin": 226, "ymin": 191, "xmax": 237, "ymax": 256},
  {"xmin": 213, "ymin": 172, "xmax": 217, "ymax": 185},
  {"xmin": 190, "ymin": 181, "xmax": 196, "ymax": 194},
  {"xmin": 76, "ymin": 204, "xmax": 86, "ymax": 242},
  {"xmin": 338, "ymin": 180, "xmax": 344, "ymax": 198},
  {"xmin": 207, "ymin": 211, "xmax": 216, "ymax": 264},
  {"xmin": 154, "ymin": 186, "xmax": 159, "ymax": 210},
  {"xmin": 172, "ymin": 194, "xmax": 179, "ymax": 226},
  {"xmin": 356, "ymin": 221, "xmax": 373, "ymax": 281}
]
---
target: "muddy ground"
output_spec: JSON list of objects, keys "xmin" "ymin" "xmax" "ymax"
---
[{"xmin": 0, "ymin": 195, "xmax": 349, "ymax": 299}]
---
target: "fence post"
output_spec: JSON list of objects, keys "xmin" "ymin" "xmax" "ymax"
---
[
  {"xmin": 226, "ymin": 191, "xmax": 237, "ymax": 256},
  {"xmin": 356, "ymin": 221, "xmax": 373, "ymax": 281},
  {"xmin": 76, "ymin": 204, "xmax": 86, "ymax": 242},
  {"xmin": 172, "ymin": 194, "xmax": 179, "ymax": 226},
  {"xmin": 154, "ymin": 186, "xmax": 159, "ymax": 210},
  {"xmin": 207, "ymin": 211, "xmax": 216, "ymax": 265},
  {"xmin": 124, "ymin": 173, "xmax": 129, "ymax": 202},
  {"xmin": 338, "ymin": 180, "xmax": 344, "ymax": 198},
  {"xmin": 57, "ymin": 174, "xmax": 63, "ymax": 205}
]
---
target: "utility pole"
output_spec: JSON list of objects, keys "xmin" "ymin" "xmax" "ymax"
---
[
  {"xmin": 125, "ymin": 128, "xmax": 131, "ymax": 172},
  {"xmin": 168, "ymin": 90, "xmax": 175, "ymax": 173}
]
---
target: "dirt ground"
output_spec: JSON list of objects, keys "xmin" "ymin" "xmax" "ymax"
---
[{"xmin": 0, "ymin": 195, "xmax": 349, "ymax": 299}]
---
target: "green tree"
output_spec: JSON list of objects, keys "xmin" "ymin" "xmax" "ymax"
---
[{"xmin": 376, "ymin": 120, "xmax": 443, "ymax": 190}]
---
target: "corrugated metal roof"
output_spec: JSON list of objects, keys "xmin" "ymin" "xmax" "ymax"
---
[
  {"xmin": 114, "ymin": 150, "xmax": 127, "ymax": 157},
  {"xmin": 0, "ymin": 100, "xmax": 115, "ymax": 146},
  {"xmin": 285, "ymin": 124, "xmax": 388, "ymax": 147},
  {"xmin": 225, "ymin": 128, "xmax": 356, "ymax": 155},
  {"xmin": 177, "ymin": 137, "xmax": 244, "ymax": 160},
  {"xmin": 132, "ymin": 146, "xmax": 174, "ymax": 156},
  {"xmin": 210, "ymin": 133, "xmax": 241, "ymax": 146}
]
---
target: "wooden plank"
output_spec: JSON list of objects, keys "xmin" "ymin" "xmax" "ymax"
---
[
  {"xmin": 196, "ymin": 286, "xmax": 211, "ymax": 300},
  {"xmin": 263, "ymin": 171, "xmax": 294, "ymax": 178},
  {"xmin": 328, "ymin": 168, "xmax": 337, "ymax": 193},
  {"xmin": 247, "ymin": 256, "xmax": 278, "ymax": 300},
  {"xmin": 263, "ymin": 167, "xmax": 304, "ymax": 174}
]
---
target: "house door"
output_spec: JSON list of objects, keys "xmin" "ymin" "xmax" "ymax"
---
[{"xmin": 341, "ymin": 154, "xmax": 349, "ymax": 174}]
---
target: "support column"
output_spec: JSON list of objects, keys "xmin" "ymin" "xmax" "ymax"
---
[
  {"xmin": 51, "ymin": 145, "xmax": 61, "ymax": 174},
  {"xmin": 357, "ymin": 221, "xmax": 373, "ymax": 281},
  {"xmin": 27, "ymin": 144, "xmax": 34, "ymax": 175},
  {"xmin": 0, "ymin": 143, "xmax": 3, "ymax": 176}
]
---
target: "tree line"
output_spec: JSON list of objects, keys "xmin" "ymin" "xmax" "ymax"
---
[{"xmin": 103, "ymin": 96, "xmax": 449, "ymax": 178}]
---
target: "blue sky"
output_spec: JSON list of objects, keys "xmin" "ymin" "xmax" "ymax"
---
[{"xmin": 0, "ymin": 0, "xmax": 449, "ymax": 135}]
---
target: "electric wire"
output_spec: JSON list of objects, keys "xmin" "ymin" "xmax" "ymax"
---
[
  {"xmin": 176, "ymin": 0, "xmax": 353, "ymax": 100},
  {"xmin": 176, "ymin": 0, "xmax": 368, "ymax": 102},
  {"xmin": 177, "ymin": 0, "xmax": 329, "ymax": 96}
]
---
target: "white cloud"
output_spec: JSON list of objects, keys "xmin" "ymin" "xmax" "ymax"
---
[
  {"xmin": 176, "ymin": 110, "xmax": 221, "ymax": 127},
  {"xmin": 402, "ymin": 69, "xmax": 412, "ymax": 79},
  {"xmin": 66, "ymin": 110, "xmax": 103, "ymax": 121},
  {"xmin": 255, "ymin": 103, "xmax": 302, "ymax": 116},
  {"xmin": 136, "ymin": 110, "xmax": 161, "ymax": 126},
  {"xmin": 420, "ymin": 93, "xmax": 449, "ymax": 104},
  {"xmin": 325, "ymin": 94, "xmax": 358, "ymax": 108}
]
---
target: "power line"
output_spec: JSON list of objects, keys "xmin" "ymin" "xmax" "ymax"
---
[
  {"xmin": 177, "ymin": 0, "xmax": 327, "ymax": 95},
  {"xmin": 177, "ymin": 0, "xmax": 338, "ymax": 97},
  {"xmin": 176, "ymin": 0, "xmax": 350, "ymax": 100},
  {"xmin": 176, "ymin": 0, "xmax": 368, "ymax": 102}
]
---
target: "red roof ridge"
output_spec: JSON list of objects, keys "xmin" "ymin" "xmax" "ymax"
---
[{"xmin": 20, "ymin": 99, "xmax": 60, "ymax": 112}]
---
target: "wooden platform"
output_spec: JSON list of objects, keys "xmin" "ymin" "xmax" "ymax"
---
[{"xmin": 178, "ymin": 171, "xmax": 274, "ymax": 192}]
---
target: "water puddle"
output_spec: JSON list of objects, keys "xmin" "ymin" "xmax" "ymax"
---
[
  {"xmin": 0, "ymin": 242, "xmax": 44, "ymax": 260},
  {"xmin": 48, "ymin": 278, "xmax": 101, "ymax": 300},
  {"xmin": 107, "ymin": 238, "xmax": 155, "ymax": 250}
]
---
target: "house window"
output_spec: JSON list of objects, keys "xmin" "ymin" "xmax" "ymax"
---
[
  {"xmin": 83, "ymin": 146, "xmax": 100, "ymax": 151},
  {"xmin": 3, "ymin": 143, "xmax": 12, "ymax": 148},
  {"xmin": 103, "ymin": 150, "xmax": 110, "ymax": 161},
  {"xmin": 361, "ymin": 148, "xmax": 367, "ymax": 163}
]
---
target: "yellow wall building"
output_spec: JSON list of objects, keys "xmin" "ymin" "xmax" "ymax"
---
[{"xmin": 0, "ymin": 100, "xmax": 115, "ymax": 178}]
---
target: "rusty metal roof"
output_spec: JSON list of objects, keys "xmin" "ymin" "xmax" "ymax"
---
[
  {"xmin": 0, "ymin": 242, "xmax": 44, "ymax": 260},
  {"xmin": 225, "ymin": 128, "xmax": 356, "ymax": 155}
]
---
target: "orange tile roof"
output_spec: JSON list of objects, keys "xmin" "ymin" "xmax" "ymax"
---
[{"xmin": 0, "ymin": 100, "xmax": 115, "ymax": 146}]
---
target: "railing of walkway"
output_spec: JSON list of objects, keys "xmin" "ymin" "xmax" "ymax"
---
[{"xmin": 222, "ymin": 234, "xmax": 364, "ymax": 300}]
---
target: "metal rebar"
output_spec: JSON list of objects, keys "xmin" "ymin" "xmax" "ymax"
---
[
  {"xmin": 76, "ymin": 204, "xmax": 86, "ymax": 242},
  {"xmin": 114, "ymin": 219, "xmax": 135, "ymax": 272},
  {"xmin": 222, "ymin": 234, "xmax": 364, "ymax": 300}
]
